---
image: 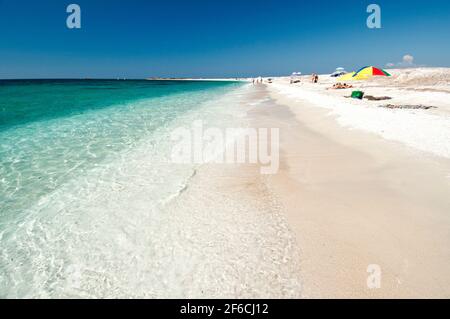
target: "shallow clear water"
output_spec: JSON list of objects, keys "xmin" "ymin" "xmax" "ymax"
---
[
  {"xmin": 0, "ymin": 80, "xmax": 247, "ymax": 297},
  {"xmin": 0, "ymin": 80, "xmax": 240, "ymax": 218},
  {"xmin": 0, "ymin": 81, "xmax": 302, "ymax": 298}
]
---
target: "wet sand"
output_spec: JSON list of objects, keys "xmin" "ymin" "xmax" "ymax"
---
[
  {"xmin": 162, "ymin": 162, "xmax": 302, "ymax": 298},
  {"xmin": 248, "ymin": 84, "xmax": 450, "ymax": 298}
]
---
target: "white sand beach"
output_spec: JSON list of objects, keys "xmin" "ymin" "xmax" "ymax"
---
[
  {"xmin": 242, "ymin": 68, "xmax": 450, "ymax": 298},
  {"xmin": 1, "ymin": 69, "xmax": 449, "ymax": 299}
]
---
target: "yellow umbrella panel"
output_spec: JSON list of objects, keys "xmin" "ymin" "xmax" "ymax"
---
[
  {"xmin": 337, "ymin": 72, "xmax": 356, "ymax": 81},
  {"xmin": 352, "ymin": 73, "xmax": 370, "ymax": 80},
  {"xmin": 338, "ymin": 71, "xmax": 370, "ymax": 81}
]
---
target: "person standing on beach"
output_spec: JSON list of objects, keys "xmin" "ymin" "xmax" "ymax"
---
[{"xmin": 311, "ymin": 73, "xmax": 319, "ymax": 83}]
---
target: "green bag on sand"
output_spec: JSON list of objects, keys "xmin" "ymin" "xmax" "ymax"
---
[{"xmin": 351, "ymin": 91, "xmax": 364, "ymax": 99}]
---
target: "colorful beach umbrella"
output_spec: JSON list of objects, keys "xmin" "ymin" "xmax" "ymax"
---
[{"xmin": 354, "ymin": 66, "xmax": 391, "ymax": 78}]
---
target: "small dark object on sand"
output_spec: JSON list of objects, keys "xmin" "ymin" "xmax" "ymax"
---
[
  {"xmin": 379, "ymin": 104, "xmax": 437, "ymax": 110},
  {"xmin": 364, "ymin": 95, "xmax": 392, "ymax": 101}
]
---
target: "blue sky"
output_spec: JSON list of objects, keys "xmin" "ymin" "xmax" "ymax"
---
[{"xmin": 0, "ymin": 0, "xmax": 449, "ymax": 78}]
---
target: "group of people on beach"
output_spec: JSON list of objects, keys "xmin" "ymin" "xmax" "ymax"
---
[
  {"xmin": 252, "ymin": 77, "xmax": 263, "ymax": 84},
  {"xmin": 254, "ymin": 73, "xmax": 319, "ymax": 85},
  {"xmin": 328, "ymin": 82, "xmax": 353, "ymax": 90},
  {"xmin": 289, "ymin": 73, "xmax": 319, "ymax": 84}
]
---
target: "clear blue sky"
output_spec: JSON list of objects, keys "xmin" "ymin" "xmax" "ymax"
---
[{"xmin": 0, "ymin": 0, "xmax": 449, "ymax": 78}]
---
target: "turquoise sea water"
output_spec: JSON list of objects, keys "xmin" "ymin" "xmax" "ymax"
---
[
  {"xmin": 0, "ymin": 80, "xmax": 239, "ymax": 214},
  {"xmin": 0, "ymin": 79, "xmax": 244, "ymax": 297}
]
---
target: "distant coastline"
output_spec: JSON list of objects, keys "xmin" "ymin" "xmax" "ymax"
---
[
  {"xmin": 145, "ymin": 77, "xmax": 247, "ymax": 82},
  {"xmin": 0, "ymin": 78, "xmax": 246, "ymax": 81}
]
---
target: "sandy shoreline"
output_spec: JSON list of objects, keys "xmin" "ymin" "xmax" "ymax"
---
[
  {"xmin": 2, "ymin": 74, "xmax": 448, "ymax": 298},
  {"xmin": 153, "ymin": 85, "xmax": 303, "ymax": 298},
  {"xmin": 242, "ymin": 76, "xmax": 450, "ymax": 298}
]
